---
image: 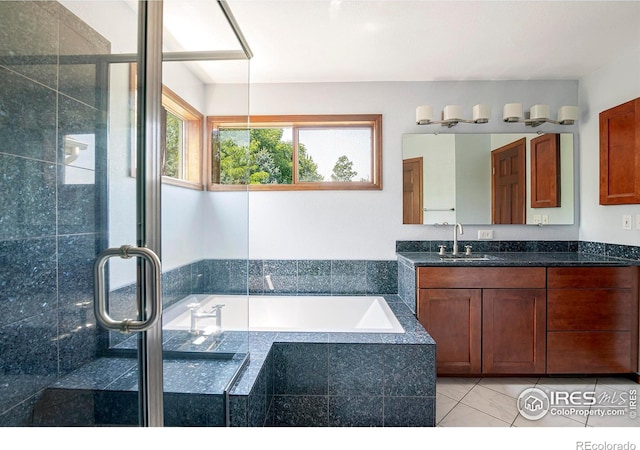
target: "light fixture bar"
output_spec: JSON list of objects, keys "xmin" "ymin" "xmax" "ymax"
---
[
  {"xmin": 503, "ymin": 103, "xmax": 578, "ymax": 127},
  {"xmin": 416, "ymin": 104, "xmax": 490, "ymax": 127}
]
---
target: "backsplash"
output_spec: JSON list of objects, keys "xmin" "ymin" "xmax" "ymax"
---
[
  {"xmin": 110, "ymin": 258, "xmax": 399, "ymax": 315},
  {"xmin": 396, "ymin": 240, "xmax": 579, "ymax": 253}
]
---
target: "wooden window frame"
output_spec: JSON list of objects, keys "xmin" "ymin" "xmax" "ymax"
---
[
  {"xmin": 161, "ymin": 86, "xmax": 204, "ymax": 190},
  {"xmin": 129, "ymin": 63, "xmax": 204, "ymax": 190},
  {"xmin": 206, "ymin": 114, "xmax": 383, "ymax": 191}
]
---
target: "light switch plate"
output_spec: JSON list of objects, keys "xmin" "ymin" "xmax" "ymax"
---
[
  {"xmin": 636, "ymin": 214, "xmax": 640, "ymax": 230},
  {"xmin": 623, "ymin": 215, "xmax": 632, "ymax": 230}
]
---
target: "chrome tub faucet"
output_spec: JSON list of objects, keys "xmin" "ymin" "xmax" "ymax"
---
[{"xmin": 189, "ymin": 303, "xmax": 224, "ymax": 335}]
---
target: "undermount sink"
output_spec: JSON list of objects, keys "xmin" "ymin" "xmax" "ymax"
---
[{"xmin": 439, "ymin": 254, "xmax": 498, "ymax": 262}]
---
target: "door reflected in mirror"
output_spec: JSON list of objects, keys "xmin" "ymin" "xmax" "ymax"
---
[{"xmin": 402, "ymin": 133, "xmax": 574, "ymax": 225}]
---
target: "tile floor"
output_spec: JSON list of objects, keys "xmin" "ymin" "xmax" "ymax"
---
[{"xmin": 436, "ymin": 376, "xmax": 640, "ymax": 427}]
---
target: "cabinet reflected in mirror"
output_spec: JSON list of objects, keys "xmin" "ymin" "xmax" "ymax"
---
[{"xmin": 402, "ymin": 133, "xmax": 574, "ymax": 225}]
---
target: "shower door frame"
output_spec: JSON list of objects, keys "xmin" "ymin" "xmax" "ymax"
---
[
  {"xmin": 121, "ymin": 0, "xmax": 253, "ymax": 426},
  {"xmin": 136, "ymin": 0, "xmax": 164, "ymax": 427}
]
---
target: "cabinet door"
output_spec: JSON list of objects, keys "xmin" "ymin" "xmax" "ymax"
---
[
  {"xmin": 531, "ymin": 133, "xmax": 560, "ymax": 208},
  {"xmin": 599, "ymin": 97, "xmax": 640, "ymax": 205},
  {"xmin": 482, "ymin": 289, "xmax": 547, "ymax": 374},
  {"xmin": 417, "ymin": 289, "xmax": 481, "ymax": 374}
]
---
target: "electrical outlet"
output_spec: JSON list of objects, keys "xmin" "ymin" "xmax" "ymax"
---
[
  {"xmin": 623, "ymin": 215, "xmax": 632, "ymax": 230},
  {"xmin": 533, "ymin": 215, "xmax": 541, "ymax": 224},
  {"xmin": 636, "ymin": 214, "xmax": 640, "ymax": 230},
  {"xmin": 478, "ymin": 230, "xmax": 493, "ymax": 240}
]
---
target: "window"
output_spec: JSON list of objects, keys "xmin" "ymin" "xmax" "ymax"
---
[
  {"xmin": 161, "ymin": 87, "xmax": 203, "ymax": 189},
  {"xmin": 128, "ymin": 64, "xmax": 204, "ymax": 189},
  {"xmin": 206, "ymin": 115, "xmax": 382, "ymax": 190}
]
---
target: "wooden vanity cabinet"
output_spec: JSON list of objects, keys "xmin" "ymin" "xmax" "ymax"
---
[
  {"xmin": 417, "ymin": 267, "xmax": 546, "ymax": 375},
  {"xmin": 547, "ymin": 266, "xmax": 639, "ymax": 374},
  {"xmin": 418, "ymin": 288, "xmax": 481, "ymax": 374},
  {"xmin": 482, "ymin": 288, "xmax": 547, "ymax": 374}
]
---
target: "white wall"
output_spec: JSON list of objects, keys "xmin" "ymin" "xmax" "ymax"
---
[
  {"xmin": 456, "ymin": 134, "xmax": 491, "ymax": 224},
  {"xmin": 403, "ymin": 134, "xmax": 457, "ymax": 224},
  {"xmin": 76, "ymin": 1, "xmax": 211, "ymax": 287},
  {"xmin": 206, "ymin": 80, "xmax": 580, "ymax": 260},
  {"xmin": 579, "ymin": 45, "xmax": 640, "ymax": 246}
]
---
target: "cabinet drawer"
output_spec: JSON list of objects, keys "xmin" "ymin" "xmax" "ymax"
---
[
  {"xmin": 547, "ymin": 266, "xmax": 635, "ymax": 289},
  {"xmin": 547, "ymin": 289, "xmax": 632, "ymax": 331},
  {"xmin": 417, "ymin": 267, "xmax": 545, "ymax": 289},
  {"xmin": 547, "ymin": 331, "xmax": 633, "ymax": 373}
]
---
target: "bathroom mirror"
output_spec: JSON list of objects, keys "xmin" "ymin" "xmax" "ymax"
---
[{"xmin": 402, "ymin": 133, "xmax": 574, "ymax": 225}]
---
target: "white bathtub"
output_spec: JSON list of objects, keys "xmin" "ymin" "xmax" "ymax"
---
[{"xmin": 163, "ymin": 294, "xmax": 405, "ymax": 334}]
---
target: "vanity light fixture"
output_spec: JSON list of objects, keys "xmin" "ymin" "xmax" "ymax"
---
[
  {"xmin": 416, "ymin": 104, "xmax": 490, "ymax": 127},
  {"xmin": 503, "ymin": 103, "xmax": 579, "ymax": 127}
]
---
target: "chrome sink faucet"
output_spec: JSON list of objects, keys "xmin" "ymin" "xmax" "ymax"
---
[{"xmin": 452, "ymin": 223, "xmax": 464, "ymax": 255}]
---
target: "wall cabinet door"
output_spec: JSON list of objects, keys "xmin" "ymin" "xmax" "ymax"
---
[
  {"xmin": 417, "ymin": 289, "xmax": 481, "ymax": 374},
  {"xmin": 599, "ymin": 97, "xmax": 640, "ymax": 205},
  {"xmin": 482, "ymin": 289, "xmax": 547, "ymax": 374},
  {"xmin": 531, "ymin": 133, "xmax": 561, "ymax": 208}
]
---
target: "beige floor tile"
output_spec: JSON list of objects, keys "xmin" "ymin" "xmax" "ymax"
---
[
  {"xmin": 436, "ymin": 393, "xmax": 458, "ymax": 424},
  {"xmin": 460, "ymin": 384, "xmax": 520, "ymax": 424},
  {"xmin": 513, "ymin": 412, "xmax": 585, "ymax": 427},
  {"xmin": 534, "ymin": 378, "xmax": 597, "ymax": 424},
  {"xmin": 587, "ymin": 406, "xmax": 640, "ymax": 427},
  {"xmin": 438, "ymin": 403, "xmax": 511, "ymax": 427},
  {"xmin": 436, "ymin": 377, "xmax": 479, "ymax": 401},
  {"xmin": 596, "ymin": 377, "xmax": 640, "ymax": 391},
  {"xmin": 478, "ymin": 377, "xmax": 539, "ymax": 399},
  {"xmin": 536, "ymin": 377, "xmax": 597, "ymax": 393}
]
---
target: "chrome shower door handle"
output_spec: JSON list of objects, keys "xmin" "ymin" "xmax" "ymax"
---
[{"xmin": 94, "ymin": 245, "xmax": 162, "ymax": 333}]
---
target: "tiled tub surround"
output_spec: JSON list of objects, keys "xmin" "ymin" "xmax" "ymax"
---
[
  {"xmin": 110, "ymin": 258, "xmax": 399, "ymax": 323},
  {"xmin": 215, "ymin": 294, "xmax": 436, "ymax": 427},
  {"xmin": 33, "ymin": 295, "xmax": 436, "ymax": 427},
  {"xmin": 105, "ymin": 258, "xmax": 397, "ymax": 348},
  {"xmin": 396, "ymin": 240, "xmax": 640, "ymax": 311}
]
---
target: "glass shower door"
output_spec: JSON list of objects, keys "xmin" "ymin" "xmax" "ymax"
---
[
  {"xmin": 98, "ymin": 0, "xmax": 253, "ymax": 427},
  {"xmin": 0, "ymin": 0, "xmax": 251, "ymax": 427},
  {"xmin": 97, "ymin": 0, "xmax": 252, "ymax": 426}
]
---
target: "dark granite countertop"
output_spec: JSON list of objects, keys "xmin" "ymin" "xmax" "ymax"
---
[{"xmin": 397, "ymin": 251, "xmax": 639, "ymax": 267}]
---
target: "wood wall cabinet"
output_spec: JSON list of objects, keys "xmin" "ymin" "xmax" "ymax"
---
[
  {"xmin": 547, "ymin": 266, "xmax": 639, "ymax": 374},
  {"xmin": 599, "ymin": 97, "xmax": 640, "ymax": 205},
  {"xmin": 417, "ymin": 267, "xmax": 546, "ymax": 375},
  {"xmin": 531, "ymin": 133, "xmax": 560, "ymax": 208}
]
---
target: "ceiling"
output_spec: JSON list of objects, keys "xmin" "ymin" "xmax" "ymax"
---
[{"xmin": 224, "ymin": 0, "xmax": 640, "ymax": 84}]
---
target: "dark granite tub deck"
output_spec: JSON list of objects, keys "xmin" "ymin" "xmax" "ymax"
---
[{"xmin": 31, "ymin": 295, "xmax": 436, "ymax": 427}]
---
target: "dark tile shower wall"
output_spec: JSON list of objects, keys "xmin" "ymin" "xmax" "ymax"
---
[{"xmin": 0, "ymin": 2, "xmax": 109, "ymax": 425}]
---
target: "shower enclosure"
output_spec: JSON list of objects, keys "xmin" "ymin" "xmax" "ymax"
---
[{"xmin": 0, "ymin": 0, "xmax": 251, "ymax": 426}]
